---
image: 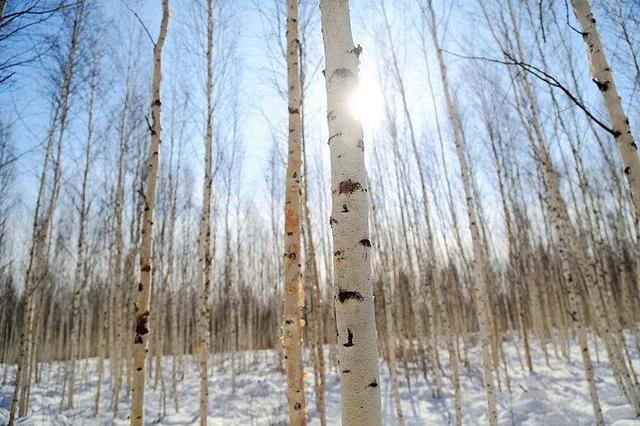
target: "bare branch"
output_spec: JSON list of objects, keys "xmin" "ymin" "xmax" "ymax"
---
[
  {"xmin": 442, "ymin": 49, "xmax": 617, "ymax": 137},
  {"xmin": 119, "ymin": 0, "xmax": 155, "ymax": 47}
]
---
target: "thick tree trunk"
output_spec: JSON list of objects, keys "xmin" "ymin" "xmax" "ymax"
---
[
  {"xmin": 319, "ymin": 1, "xmax": 382, "ymax": 424},
  {"xmin": 571, "ymin": 0, "xmax": 640, "ymax": 310}
]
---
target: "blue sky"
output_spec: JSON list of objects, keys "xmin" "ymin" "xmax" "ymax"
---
[{"xmin": 1, "ymin": 0, "xmax": 638, "ymax": 267}]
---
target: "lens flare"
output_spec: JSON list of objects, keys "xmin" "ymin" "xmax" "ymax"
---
[{"xmin": 347, "ymin": 71, "xmax": 382, "ymax": 131}]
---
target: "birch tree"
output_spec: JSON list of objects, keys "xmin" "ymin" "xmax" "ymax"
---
[
  {"xmin": 319, "ymin": 1, "xmax": 382, "ymax": 424},
  {"xmin": 196, "ymin": 0, "xmax": 214, "ymax": 423},
  {"xmin": 129, "ymin": 1, "xmax": 169, "ymax": 424},
  {"xmin": 570, "ymin": 0, "xmax": 640, "ymax": 299},
  {"xmin": 282, "ymin": 0, "xmax": 306, "ymax": 423}
]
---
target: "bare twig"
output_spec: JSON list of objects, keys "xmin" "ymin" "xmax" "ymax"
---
[
  {"xmin": 538, "ymin": 0, "xmax": 547, "ymax": 43},
  {"xmin": 0, "ymin": 1, "xmax": 80, "ymax": 28},
  {"xmin": 563, "ymin": 0, "xmax": 584, "ymax": 35},
  {"xmin": 442, "ymin": 49, "xmax": 617, "ymax": 137},
  {"xmin": 119, "ymin": 0, "xmax": 155, "ymax": 47}
]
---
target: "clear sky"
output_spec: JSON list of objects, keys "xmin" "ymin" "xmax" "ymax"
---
[{"xmin": 1, "ymin": 0, "xmax": 637, "ymax": 267}]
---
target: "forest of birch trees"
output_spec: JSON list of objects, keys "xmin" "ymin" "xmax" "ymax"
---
[{"xmin": 0, "ymin": 0, "xmax": 639, "ymax": 424}]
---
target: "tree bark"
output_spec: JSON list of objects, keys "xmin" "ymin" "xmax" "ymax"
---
[
  {"xmin": 319, "ymin": 1, "xmax": 382, "ymax": 424},
  {"xmin": 130, "ymin": 1, "xmax": 169, "ymax": 424},
  {"xmin": 282, "ymin": 0, "xmax": 306, "ymax": 423},
  {"xmin": 196, "ymin": 0, "xmax": 214, "ymax": 424},
  {"xmin": 570, "ymin": 0, "xmax": 640, "ymax": 311}
]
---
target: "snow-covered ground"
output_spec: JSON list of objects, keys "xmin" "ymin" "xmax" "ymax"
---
[{"xmin": 1, "ymin": 338, "xmax": 638, "ymax": 425}]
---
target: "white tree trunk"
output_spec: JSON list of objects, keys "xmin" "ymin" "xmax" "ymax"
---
[
  {"xmin": 319, "ymin": 1, "xmax": 382, "ymax": 424},
  {"xmin": 571, "ymin": 0, "xmax": 640, "ymax": 309},
  {"xmin": 196, "ymin": 1, "xmax": 214, "ymax": 424},
  {"xmin": 130, "ymin": 2, "xmax": 169, "ymax": 424}
]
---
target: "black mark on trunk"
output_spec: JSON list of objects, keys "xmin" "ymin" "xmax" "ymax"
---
[
  {"xmin": 343, "ymin": 328, "xmax": 354, "ymax": 347},
  {"xmin": 338, "ymin": 179, "xmax": 362, "ymax": 194},
  {"xmin": 359, "ymin": 238, "xmax": 371, "ymax": 247},
  {"xmin": 338, "ymin": 290, "xmax": 364, "ymax": 303}
]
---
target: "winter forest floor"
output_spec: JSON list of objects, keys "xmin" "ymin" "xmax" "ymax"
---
[{"xmin": 1, "ymin": 337, "xmax": 639, "ymax": 425}]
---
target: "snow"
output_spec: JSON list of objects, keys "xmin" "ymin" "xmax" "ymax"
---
[{"xmin": 0, "ymin": 338, "xmax": 638, "ymax": 425}]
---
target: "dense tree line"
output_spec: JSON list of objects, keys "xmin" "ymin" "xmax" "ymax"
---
[{"xmin": 0, "ymin": 0, "xmax": 639, "ymax": 424}]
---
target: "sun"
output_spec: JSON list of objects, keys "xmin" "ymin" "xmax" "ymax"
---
[{"xmin": 347, "ymin": 67, "xmax": 383, "ymax": 131}]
